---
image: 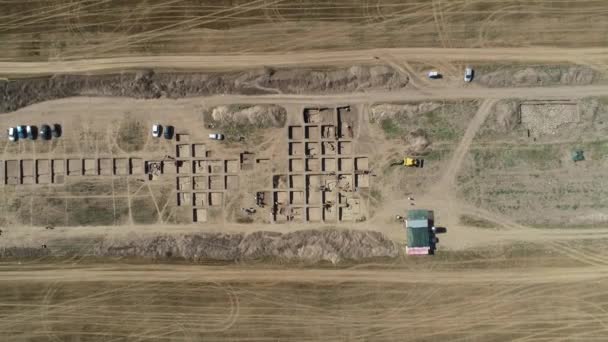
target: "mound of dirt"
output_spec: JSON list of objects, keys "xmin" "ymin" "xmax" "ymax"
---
[
  {"xmin": 93, "ymin": 229, "xmax": 399, "ymax": 264},
  {"xmin": 207, "ymin": 104, "xmax": 287, "ymax": 128},
  {"xmin": 405, "ymin": 129, "xmax": 431, "ymax": 154},
  {"xmin": 369, "ymin": 102, "xmax": 441, "ymax": 122},
  {"xmin": 0, "ymin": 65, "xmax": 408, "ymax": 113},
  {"xmin": 477, "ymin": 66, "xmax": 595, "ymax": 88}
]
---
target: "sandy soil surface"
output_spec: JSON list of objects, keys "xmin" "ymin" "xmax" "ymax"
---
[{"xmin": 4, "ymin": 1, "xmax": 608, "ymax": 340}]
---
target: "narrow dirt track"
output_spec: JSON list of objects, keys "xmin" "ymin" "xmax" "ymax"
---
[
  {"xmin": 2, "ymin": 47, "xmax": 608, "ymax": 75},
  {"xmin": 1, "ymin": 264, "xmax": 608, "ymax": 284}
]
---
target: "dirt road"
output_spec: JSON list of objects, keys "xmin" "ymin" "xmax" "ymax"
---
[{"xmin": 2, "ymin": 47, "xmax": 608, "ymax": 75}]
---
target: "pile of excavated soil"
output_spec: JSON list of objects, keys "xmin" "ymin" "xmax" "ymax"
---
[
  {"xmin": 206, "ymin": 104, "xmax": 287, "ymax": 128},
  {"xmin": 477, "ymin": 66, "xmax": 596, "ymax": 88},
  {"xmin": 93, "ymin": 229, "xmax": 399, "ymax": 264},
  {"xmin": 0, "ymin": 65, "xmax": 408, "ymax": 113},
  {"xmin": 369, "ymin": 102, "xmax": 441, "ymax": 122}
]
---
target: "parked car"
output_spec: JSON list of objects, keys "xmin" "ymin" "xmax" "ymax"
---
[
  {"xmin": 164, "ymin": 125, "xmax": 174, "ymax": 139},
  {"xmin": 40, "ymin": 124, "xmax": 51, "ymax": 140},
  {"xmin": 208, "ymin": 133, "xmax": 224, "ymax": 140},
  {"xmin": 152, "ymin": 124, "xmax": 162, "ymax": 137},
  {"xmin": 52, "ymin": 123, "xmax": 62, "ymax": 138},
  {"xmin": 428, "ymin": 70, "xmax": 441, "ymax": 79},
  {"xmin": 17, "ymin": 125, "xmax": 27, "ymax": 139},
  {"xmin": 26, "ymin": 125, "xmax": 36, "ymax": 140},
  {"xmin": 7, "ymin": 127, "xmax": 17, "ymax": 142},
  {"xmin": 464, "ymin": 67, "xmax": 474, "ymax": 82}
]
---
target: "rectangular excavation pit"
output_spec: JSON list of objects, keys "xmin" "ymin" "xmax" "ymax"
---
[
  {"xmin": 338, "ymin": 106, "xmax": 355, "ymax": 139},
  {"xmin": 303, "ymin": 108, "xmax": 322, "ymax": 124},
  {"xmin": 176, "ymin": 133, "xmax": 189, "ymax": 142},
  {"xmin": 339, "ymin": 158, "xmax": 353, "ymax": 172},
  {"xmin": 306, "ymin": 175, "xmax": 323, "ymax": 204},
  {"xmin": 321, "ymin": 125, "xmax": 336, "ymax": 139},
  {"xmin": 192, "ymin": 160, "xmax": 207, "ymax": 174},
  {"xmin": 21, "ymin": 160, "xmax": 34, "ymax": 184},
  {"xmin": 208, "ymin": 160, "xmax": 223, "ymax": 174},
  {"xmin": 339, "ymin": 206, "xmax": 356, "ymax": 221},
  {"xmin": 99, "ymin": 158, "xmax": 112, "ymax": 175},
  {"xmin": 290, "ymin": 191, "xmax": 305, "ymax": 205},
  {"xmin": 209, "ymin": 175, "xmax": 224, "ymax": 190},
  {"xmin": 338, "ymin": 141, "xmax": 352, "ymax": 155},
  {"xmin": 114, "ymin": 158, "xmax": 129, "ymax": 175},
  {"xmin": 240, "ymin": 153, "xmax": 255, "ymax": 171},
  {"xmin": 322, "ymin": 141, "xmax": 337, "ymax": 155},
  {"xmin": 176, "ymin": 144, "xmax": 191, "ymax": 158},
  {"xmin": 193, "ymin": 176, "xmax": 208, "ymax": 190},
  {"xmin": 289, "ymin": 142, "xmax": 303, "ymax": 156},
  {"xmin": 289, "ymin": 126, "xmax": 303, "ymax": 140},
  {"xmin": 355, "ymin": 174, "xmax": 370, "ymax": 188},
  {"xmin": 177, "ymin": 176, "xmax": 191, "ymax": 190},
  {"xmin": 177, "ymin": 192, "xmax": 191, "ymax": 206},
  {"xmin": 52, "ymin": 159, "xmax": 65, "ymax": 184},
  {"xmin": 337, "ymin": 174, "xmax": 354, "ymax": 191},
  {"xmin": 130, "ymin": 158, "xmax": 143, "ymax": 175},
  {"xmin": 176, "ymin": 160, "xmax": 189, "ymax": 174},
  {"xmin": 67, "ymin": 159, "xmax": 82, "ymax": 176},
  {"xmin": 225, "ymin": 160, "xmax": 239, "ymax": 173},
  {"xmin": 306, "ymin": 158, "xmax": 320, "ymax": 172},
  {"xmin": 323, "ymin": 205, "xmax": 337, "ymax": 223},
  {"xmin": 307, "ymin": 207, "xmax": 323, "ymax": 222},
  {"xmin": 355, "ymin": 157, "xmax": 369, "ymax": 170},
  {"xmin": 83, "ymin": 159, "xmax": 97, "ymax": 176},
  {"xmin": 36, "ymin": 159, "xmax": 51, "ymax": 184},
  {"xmin": 52, "ymin": 159, "xmax": 65, "ymax": 175},
  {"xmin": 193, "ymin": 208, "xmax": 207, "ymax": 222},
  {"xmin": 274, "ymin": 191, "xmax": 289, "ymax": 205},
  {"xmin": 193, "ymin": 192, "xmax": 207, "ymax": 207},
  {"xmin": 6, "ymin": 160, "xmax": 19, "ymax": 185},
  {"xmin": 225, "ymin": 175, "xmax": 238, "ymax": 190},
  {"xmin": 289, "ymin": 159, "xmax": 304, "ymax": 172},
  {"xmin": 290, "ymin": 207, "xmax": 305, "ymax": 222},
  {"xmin": 208, "ymin": 192, "xmax": 223, "ymax": 207},
  {"xmin": 290, "ymin": 174, "xmax": 305, "ymax": 188},
  {"xmin": 304, "ymin": 107, "xmax": 334, "ymax": 124},
  {"xmin": 305, "ymin": 126, "xmax": 320, "ymax": 140},
  {"xmin": 322, "ymin": 158, "xmax": 336, "ymax": 172},
  {"xmin": 192, "ymin": 144, "xmax": 206, "ymax": 157},
  {"xmin": 305, "ymin": 142, "xmax": 320, "ymax": 156}
]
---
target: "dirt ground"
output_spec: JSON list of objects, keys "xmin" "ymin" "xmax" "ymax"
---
[{"xmin": 4, "ymin": 0, "xmax": 608, "ymax": 340}]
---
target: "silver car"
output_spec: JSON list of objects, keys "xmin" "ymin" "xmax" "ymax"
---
[
  {"xmin": 7, "ymin": 127, "xmax": 16, "ymax": 141},
  {"xmin": 464, "ymin": 67, "xmax": 474, "ymax": 82}
]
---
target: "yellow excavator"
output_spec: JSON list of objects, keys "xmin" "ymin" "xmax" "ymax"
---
[{"xmin": 391, "ymin": 157, "xmax": 424, "ymax": 168}]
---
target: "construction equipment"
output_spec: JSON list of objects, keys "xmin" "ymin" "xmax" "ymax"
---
[{"xmin": 391, "ymin": 157, "xmax": 424, "ymax": 168}]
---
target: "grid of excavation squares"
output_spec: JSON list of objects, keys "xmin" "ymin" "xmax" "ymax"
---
[
  {"xmin": 277, "ymin": 106, "xmax": 370, "ymax": 223},
  {"xmin": 0, "ymin": 158, "xmax": 144, "ymax": 185},
  {"xmin": 175, "ymin": 143, "xmax": 240, "ymax": 223}
]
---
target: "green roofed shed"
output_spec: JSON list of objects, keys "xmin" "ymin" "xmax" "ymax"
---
[{"xmin": 405, "ymin": 210, "xmax": 435, "ymax": 254}]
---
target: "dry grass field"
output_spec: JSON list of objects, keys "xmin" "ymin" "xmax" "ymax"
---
[{"xmin": 3, "ymin": 0, "xmax": 608, "ymax": 340}]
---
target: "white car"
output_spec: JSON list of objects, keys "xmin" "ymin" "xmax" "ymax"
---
[
  {"xmin": 464, "ymin": 67, "xmax": 474, "ymax": 82},
  {"xmin": 151, "ymin": 124, "xmax": 162, "ymax": 137},
  {"xmin": 208, "ymin": 133, "xmax": 224, "ymax": 140},
  {"xmin": 7, "ymin": 127, "xmax": 16, "ymax": 141},
  {"xmin": 26, "ymin": 125, "xmax": 34, "ymax": 140},
  {"xmin": 428, "ymin": 70, "xmax": 441, "ymax": 79}
]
